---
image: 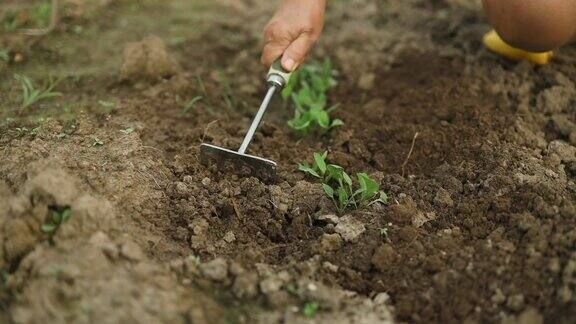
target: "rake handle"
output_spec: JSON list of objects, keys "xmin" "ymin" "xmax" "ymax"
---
[{"xmin": 237, "ymin": 60, "xmax": 293, "ymax": 154}]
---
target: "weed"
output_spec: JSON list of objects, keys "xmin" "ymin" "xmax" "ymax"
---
[
  {"xmin": 92, "ymin": 137, "xmax": 104, "ymax": 146},
  {"xmin": 14, "ymin": 74, "xmax": 62, "ymax": 109},
  {"xmin": 299, "ymin": 152, "xmax": 389, "ymax": 213},
  {"xmin": 0, "ymin": 49, "xmax": 9, "ymax": 62},
  {"xmin": 285, "ymin": 283, "xmax": 298, "ymax": 295},
  {"xmin": 14, "ymin": 126, "xmax": 39, "ymax": 138},
  {"xmin": 378, "ymin": 225, "xmax": 390, "ymax": 239},
  {"xmin": 302, "ymin": 301, "xmax": 319, "ymax": 317},
  {"xmin": 120, "ymin": 127, "xmax": 134, "ymax": 135},
  {"xmin": 219, "ymin": 72, "xmax": 236, "ymax": 110},
  {"xmin": 41, "ymin": 207, "xmax": 72, "ymax": 234},
  {"xmin": 30, "ymin": 2, "xmax": 52, "ymax": 28},
  {"xmin": 98, "ymin": 100, "xmax": 118, "ymax": 114},
  {"xmin": 284, "ymin": 59, "xmax": 343, "ymax": 134},
  {"xmin": 181, "ymin": 96, "xmax": 203, "ymax": 116}
]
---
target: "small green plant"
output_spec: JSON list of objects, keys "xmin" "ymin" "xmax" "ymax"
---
[
  {"xmin": 98, "ymin": 100, "xmax": 118, "ymax": 114},
  {"xmin": 0, "ymin": 49, "xmax": 9, "ymax": 62},
  {"xmin": 378, "ymin": 226, "xmax": 390, "ymax": 239},
  {"xmin": 302, "ymin": 301, "xmax": 319, "ymax": 317},
  {"xmin": 14, "ymin": 126, "xmax": 39, "ymax": 138},
  {"xmin": 120, "ymin": 127, "xmax": 134, "ymax": 135},
  {"xmin": 284, "ymin": 59, "xmax": 343, "ymax": 134},
  {"xmin": 299, "ymin": 152, "xmax": 389, "ymax": 212},
  {"xmin": 41, "ymin": 208, "xmax": 72, "ymax": 234},
  {"xmin": 14, "ymin": 74, "xmax": 62, "ymax": 109},
  {"xmin": 181, "ymin": 96, "xmax": 203, "ymax": 116},
  {"xmin": 93, "ymin": 137, "xmax": 104, "ymax": 146},
  {"xmin": 30, "ymin": 2, "xmax": 52, "ymax": 28}
]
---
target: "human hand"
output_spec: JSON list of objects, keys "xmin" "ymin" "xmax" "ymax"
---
[{"xmin": 261, "ymin": 0, "xmax": 326, "ymax": 71}]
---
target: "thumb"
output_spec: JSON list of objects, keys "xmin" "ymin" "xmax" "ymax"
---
[{"xmin": 281, "ymin": 33, "xmax": 314, "ymax": 71}]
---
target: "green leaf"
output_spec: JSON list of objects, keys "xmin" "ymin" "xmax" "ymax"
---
[
  {"xmin": 61, "ymin": 209, "xmax": 72, "ymax": 221},
  {"xmin": 357, "ymin": 173, "xmax": 379, "ymax": 200},
  {"xmin": 342, "ymin": 172, "xmax": 353, "ymax": 187},
  {"xmin": 298, "ymin": 164, "xmax": 320, "ymax": 178},
  {"xmin": 322, "ymin": 184, "xmax": 334, "ymax": 199},
  {"xmin": 377, "ymin": 191, "xmax": 390, "ymax": 204},
  {"xmin": 337, "ymin": 187, "xmax": 349, "ymax": 208},
  {"xmin": 313, "ymin": 152, "xmax": 327, "ymax": 174},
  {"xmin": 41, "ymin": 223, "xmax": 57, "ymax": 233},
  {"xmin": 302, "ymin": 302, "xmax": 319, "ymax": 317},
  {"xmin": 52, "ymin": 210, "xmax": 61, "ymax": 223},
  {"xmin": 331, "ymin": 119, "xmax": 344, "ymax": 127}
]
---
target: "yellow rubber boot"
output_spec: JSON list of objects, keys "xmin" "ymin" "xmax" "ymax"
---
[{"xmin": 483, "ymin": 30, "xmax": 553, "ymax": 65}]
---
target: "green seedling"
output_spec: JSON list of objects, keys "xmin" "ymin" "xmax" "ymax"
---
[
  {"xmin": 41, "ymin": 208, "xmax": 72, "ymax": 234},
  {"xmin": 299, "ymin": 152, "xmax": 389, "ymax": 213},
  {"xmin": 14, "ymin": 74, "xmax": 62, "ymax": 109},
  {"xmin": 284, "ymin": 58, "xmax": 343, "ymax": 134},
  {"xmin": 181, "ymin": 96, "xmax": 203, "ymax": 116},
  {"xmin": 378, "ymin": 226, "xmax": 389, "ymax": 239},
  {"xmin": 98, "ymin": 100, "xmax": 118, "ymax": 114},
  {"xmin": 93, "ymin": 137, "xmax": 104, "ymax": 146},
  {"xmin": 14, "ymin": 126, "xmax": 39, "ymax": 138},
  {"xmin": 120, "ymin": 127, "xmax": 134, "ymax": 135},
  {"xmin": 30, "ymin": 2, "xmax": 52, "ymax": 28},
  {"xmin": 302, "ymin": 301, "xmax": 319, "ymax": 317},
  {"xmin": 0, "ymin": 50, "xmax": 9, "ymax": 62}
]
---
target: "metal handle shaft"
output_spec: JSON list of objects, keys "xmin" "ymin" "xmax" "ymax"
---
[{"xmin": 238, "ymin": 85, "xmax": 277, "ymax": 154}]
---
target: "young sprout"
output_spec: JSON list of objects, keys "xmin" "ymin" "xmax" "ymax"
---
[
  {"xmin": 41, "ymin": 208, "xmax": 72, "ymax": 234},
  {"xmin": 181, "ymin": 96, "xmax": 203, "ymax": 116},
  {"xmin": 299, "ymin": 152, "xmax": 390, "ymax": 213},
  {"xmin": 93, "ymin": 137, "xmax": 104, "ymax": 146},
  {"xmin": 284, "ymin": 58, "xmax": 343, "ymax": 134},
  {"xmin": 0, "ymin": 49, "xmax": 9, "ymax": 62},
  {"xmin": 302, "ymin": 301, "xmax": 319, "ymax": 317},
  {"xmin": 378, "ymin": 226, "xmax": 390, "ymax": 239},
  {"xmin": 14, "ymin": 74, "xmax": 62, "ymax": 109},
  {"xmin": 120, "ymin": 127, "xmax": 134, "ymax": 135}
]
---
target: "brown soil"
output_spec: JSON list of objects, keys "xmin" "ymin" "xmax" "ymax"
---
[{"xmin": 1, "ymin": 0, "xmax": 576, "ymax": 323}]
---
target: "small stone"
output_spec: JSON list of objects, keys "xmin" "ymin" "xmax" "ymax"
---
[
  {"xmin": 372, "ymin": 244, "xmax": 396, "ymax": 272},
  {"xmin": 358, "ymin": 72, "xmax": 376, "ymax": 90},
  {"xmin": 200, "ymin": 257, "xmax": 228, "ymax": 282},
  {"xmin": 322, "ymin": 261, "xmax": 339, "ymax": 272},
  {"xmin": 183, "ymin": 175, "xmax": 194, "ymax": 184},
  {"xmin": 334, "ymin": 215, "xmax": 365, "ymax": 242},
  {"xmin": 175, "ymin": 182, "xmax": 189, "ymax": 195},
  {"xmin": 315, "ymin": 213, "xmax": 339, "ymax": 225},
  {"xmin": 550, "ymin": 115, "xmax": 575, "ymax": 136},
  {"xmin": 569, "ymin": 131, "xmax": 576, "ymax": 146},
  {"xmin": 201, "ymin": 177, "xmax": 211, "ymax": 187},
  {"xmin": 373, "ymin": 292, "xmax": 390, "ymax": 305},
  {"xmin": 232, "ymin": 273, "xmax": 259, "ymax": 299},
  {"xmin": 506, "ymin": 294, "xmax": 525, "ymax": 311},
  {"xmin": 548, "ymin": 140, "xmax": 576, "ymax": 163},
  {"xmin": 434, "ymin": 188, "xmax": 454, "ymax": 207},
  {"xmin": 223, "ymin": 231, "xmax": 236, "ymax": 243},
  {"xmin": 120, "ymin": 241, "xmax": 145, "ymax": 262},
  {"xmin": 319, "ymin": 233, "xmax": 343, "ymax": 254},
  {"xmin": 259, "ymin": 271, "xmax": 291, "ymax": 295},
  {"xmin": 517, "ymin": 308, "xmax": 544, "ymax": 324},
  {"xmin": 169, "ymin": 259, "xmax": 185, "ymax": 273}
]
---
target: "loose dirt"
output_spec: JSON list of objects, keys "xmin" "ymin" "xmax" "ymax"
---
[{"xmin": 1, "ymin": 0, "xmax": 575, "ymax": 323}]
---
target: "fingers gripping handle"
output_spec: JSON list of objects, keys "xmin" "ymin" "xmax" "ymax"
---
[{"xmin": 267, "ymin": 60, "xmax": 293, "ymax": 88}]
